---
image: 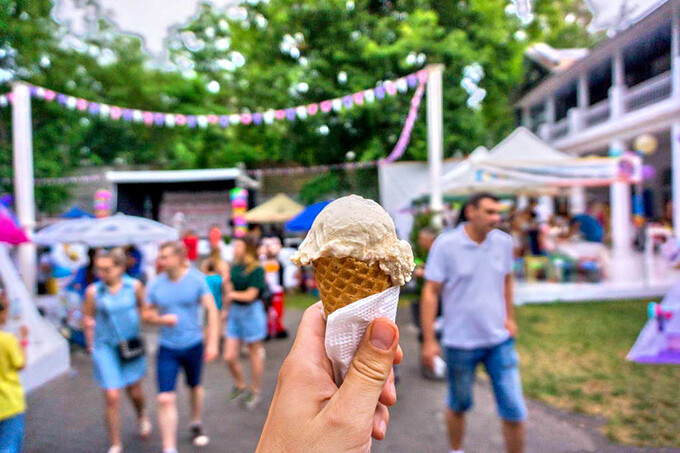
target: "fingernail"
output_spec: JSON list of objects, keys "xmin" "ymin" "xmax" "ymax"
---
[
  {"xmin": 379, "ymin": 420, "xmax": 387, "ymax": 436},
  {"xmin": 370, "ymin": 320, "xmax": 396, "ymax": 351}
]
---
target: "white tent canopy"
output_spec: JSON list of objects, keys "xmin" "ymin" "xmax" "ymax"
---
[
  {"xmin": 438, "ymin": 127, "xmax": 638, "ymax": 195},
  {"xmin": 34, "ymin": 213, "xmax": 179, "ymax": 247},
  {"xmin": 0, "ymin": 245, "xmax": 69, "ymax": 392}
]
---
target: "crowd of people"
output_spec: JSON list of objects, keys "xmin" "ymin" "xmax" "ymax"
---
[{"xmin": 2, "ymin": 222, "xmax": 291, "ymax": 453}]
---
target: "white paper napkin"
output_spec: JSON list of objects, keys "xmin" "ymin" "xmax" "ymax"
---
[{"xmin": 324, "ymin": 286, "xmax": 400, "ymax": 385}]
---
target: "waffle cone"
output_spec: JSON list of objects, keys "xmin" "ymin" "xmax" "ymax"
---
[{"xmin": 313, "ymin": 257, "xmax": 392, "ymax": 316}]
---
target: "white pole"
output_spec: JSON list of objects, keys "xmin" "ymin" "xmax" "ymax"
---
[
  {"xmin": 569, "ymin": 186, "xmax": 586, "ymax": 215},
  {"xmin": 427, "ymin": 64, "xmax": 444, "ymax": 228},
  {"xmin": 610, "ymin": 139, "xmax": 632, "ymax": 254},
  {"xmin": 672, "ymin": 122, "xmax": 680, "ymax": 238},
  {"xmin": 12, "ymin": 83, "xmax": 37, "ymax": 295}
]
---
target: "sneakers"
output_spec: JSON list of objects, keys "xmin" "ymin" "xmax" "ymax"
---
[
  {"xmin": 228, "ymin": 386, "xmax": 245, "ymax": 403},
  {"xmin": 107, "ymin": 446, "xmax": 122, "ymax": 453},
  {"xmin": 243, "ymin": 391, "xmax": 261, "ymax": 410},
  {"xmin": 190, "ymin": 423, "xmax": 210, "ymax": 447}
]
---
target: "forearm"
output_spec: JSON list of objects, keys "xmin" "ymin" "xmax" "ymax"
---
[
  {"xmin": 141, "ymin": 308, "xmax": 164, "ymax": 325},
  {"xmin": 504, "ymin": 276, "xmax": 515, "ymax": 321},
  {"xmin": 420, "ymin": 286, "xmax": 439, "ymax": 343},
  {"xmin": 230, "ymin": 289, "xmax": 258, "ymax": 302},
  {"xmin": 207, "ymin": 305, "xmax": 220, "ymax": 347}
]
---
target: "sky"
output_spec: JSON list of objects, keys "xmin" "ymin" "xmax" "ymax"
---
[{"xmin": 52, "ymin": 0, "xmax": 667, "ymax": 60}]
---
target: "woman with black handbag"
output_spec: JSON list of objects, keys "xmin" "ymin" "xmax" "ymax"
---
[{"xmin": 82, "ymin": 248, "xmax": 152, "ymax": 453}]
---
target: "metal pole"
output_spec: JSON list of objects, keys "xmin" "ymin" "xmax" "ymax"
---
[
  {"xmin": 427, "ymin": 64, "xmax": 445, "ymax": 228},
  {"xmin": 11, "ymin": 83, "xmax": 37, "ymax": 295}
]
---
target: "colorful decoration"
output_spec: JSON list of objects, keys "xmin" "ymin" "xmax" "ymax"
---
[
  {"xmin": 380, "ymin": 80, "xmax": 426, "ymax": 164},
  {"xmin": 0, "ymin": 69, "xmax": 428, "ymax": 129},
  {"xmin": 94, "ymin": 189, "xmax": 112, "ymax": 218},
  {"xmin": 230, "ymin": 188, "xmax": 249, "ymax": 238},
  {"xmin": 634, "ymin": 134, "xmax": 658, "ymax": 156}
]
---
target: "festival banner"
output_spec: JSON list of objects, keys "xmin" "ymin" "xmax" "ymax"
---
[{"xmin": 0, "ymin": 69, "xmax": 428, "ymax": 130}]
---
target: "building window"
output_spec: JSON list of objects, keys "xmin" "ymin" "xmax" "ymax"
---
[
  {"xmin": 588, "ymin": 59, "xmax": 612, "ymax": 106},
  {"xmin": 624, "ymin": 21, "xmax": 672, "ymax": 87},
  {"xmin": 529, "ymin": 103, "xmax": 545, "ymax": 132},
  {"xmin": 554, "ymin": 81, "xmax": 577, "ymax": 121}
]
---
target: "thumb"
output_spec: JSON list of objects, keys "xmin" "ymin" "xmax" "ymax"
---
[{"xmin": 330, "ymin": 318, "xmax": 399, "ymax": 417}]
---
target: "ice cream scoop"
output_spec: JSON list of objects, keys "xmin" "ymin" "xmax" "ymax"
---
[{"xmin": 291, "ymin": 195, "xmax": 414, "ymax": 315}]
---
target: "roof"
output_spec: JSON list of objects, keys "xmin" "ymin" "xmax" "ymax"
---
[
  {"xmin": 516, "ymin": 0, "xmax": 675, "ymax": 107},
  {"xmin": 488, "ymin": 127, "xmax": 571, "ymax": 163},
  {"xmin": 106, "ymin": 168, "xmax": 260, "ymax": 188},
  {"xmin": 525, "ymin": 43, "xmax": 589, "ymax": 73},
  {"xmin": 244, "ymin": 193, "xmax": 304, "ymax": 224}
]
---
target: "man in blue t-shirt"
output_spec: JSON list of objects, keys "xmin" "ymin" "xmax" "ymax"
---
[
  {"xmin": 421, "ymin": 193, "xmax": 526, "ymax": 453},
  {"xmin": 145, "ymin": 242, "xmax": 219, "ymax": 453}
]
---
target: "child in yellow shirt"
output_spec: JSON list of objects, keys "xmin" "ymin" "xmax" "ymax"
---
[{"xmin": 0, "ymin": 291, "xmax": 27, "ymax": 453}]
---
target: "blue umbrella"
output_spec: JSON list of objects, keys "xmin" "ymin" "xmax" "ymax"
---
[
  {"xmin": 61, "ymin": 206, "xmax": 94, "ymax": 219},
  {"xmin": 285, "ymin": 200, "xmax": 331, "ymax": 232}
]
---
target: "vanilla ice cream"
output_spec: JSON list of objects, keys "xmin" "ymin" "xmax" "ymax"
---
[{"xmin": 291, "ymin": 195, "xmax": 415, "ymax": 286}]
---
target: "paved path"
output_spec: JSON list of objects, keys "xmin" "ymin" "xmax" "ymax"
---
[{"xmin": 25, "ymin": 308, "xmax": 662, "ymax": 453}]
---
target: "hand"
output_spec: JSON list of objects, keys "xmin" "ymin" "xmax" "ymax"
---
[
  {"xmin": 204, "ymin": 342, "xmax": 218, "ymax": 363},
  {"xmin": 161, "ymin": 314, "xmax": 178, "ymax": 327},
  {"xmin": 421, "ymin": 339, "xmax": 441, "ymax": 370},
  {"xmin": 414, "ymin": 267, "xmax": 426, "ymax": 278},
  {"xmin": 257, "ymin": 302, "xmax": 402, "ymax": 452},
  {"xmin": 505, "ymin": 318, "xmax": 518, "ymax": 338}
]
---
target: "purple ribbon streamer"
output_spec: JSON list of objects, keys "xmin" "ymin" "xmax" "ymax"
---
[{"xmin": 380, "ymin": 80, "xmax": 426, "ymax": 164}]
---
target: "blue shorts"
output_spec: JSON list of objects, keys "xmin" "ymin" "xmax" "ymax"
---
[
  {"xmin": 444, "ymin": 338, "xmax": 527, "ymax": 422},
  {"xmin": 226, "ymin": 301, "xmax": 267, "ymax": 344},
  {"xmin": 156, "ymin": 342, "xmax": 203, "ymax": 393},
  {"xmin": 0, "ymin": 413, "xmax": 24, "ymax": 453}
]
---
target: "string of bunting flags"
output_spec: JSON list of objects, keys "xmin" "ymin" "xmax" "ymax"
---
[
  {"xmin": 0, "ymin": 69, "xmax": 428, "ymax": 128},
  {"xmin": 0, "ymin": 69, "xmax": 428, "ymax": 187}
]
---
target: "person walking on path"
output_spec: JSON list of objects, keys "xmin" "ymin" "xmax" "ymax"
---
[
  {"xmin": 81, "ymin": 249, "xmax": 152, "ymax": 453},
  {"xmin": 145, "ymin": 242, "xmax": 220, "ymax": 453},
  {"xmin": 0, "ymin": 291, "xmax": 28, "ymax": 453},
  {"xmin": 421, "ymin": 192, "xmax": 527, "ymax": 453},
  {"xmin": 201, "ymin": 246, "xmax": 231, "ymax": 333},
  {"xmin": 224, "ymin": 237, "xmax": 267, "ymax": 409}
]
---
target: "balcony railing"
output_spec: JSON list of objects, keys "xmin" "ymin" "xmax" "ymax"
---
[
  {"xmin": 550, "ymin": 118, "xmax": 569, "ymax": 140},
  {"xmin": 624, "ymin": 71, "xmax": 672, "ymax": 113},
  {"xmin": 584, "ymin": 100, "xmax": 610, "ymax": 127}
]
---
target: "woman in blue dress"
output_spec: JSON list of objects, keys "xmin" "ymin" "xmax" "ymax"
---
[{"xmin": 82, "ymin": 248, "xmax": 151, "ymax": 453}]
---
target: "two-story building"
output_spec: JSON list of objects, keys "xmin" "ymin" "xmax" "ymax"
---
[{"xmin": 515, "ymin": 0, "xmax": 680, "ymax": 252}]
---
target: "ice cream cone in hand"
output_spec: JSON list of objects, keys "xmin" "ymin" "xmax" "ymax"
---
[{"xmin": 291, "ymin": 195, "xmax": 415, "ymax": 316}]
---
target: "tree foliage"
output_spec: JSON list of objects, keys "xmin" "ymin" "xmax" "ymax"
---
[{"xmin": 0, "ymin": 0, "xmax": 596, "ymax": 212}]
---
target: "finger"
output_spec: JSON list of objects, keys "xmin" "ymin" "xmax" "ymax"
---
[
  {"xmin": 327, "ymin": 318, "xmax": 399, "ymax": 417},
  {"xmin": 378, "ymin": 368, "xmax": 397, "ymax": 407},
  {"xmin": 287, "ymin": 302, "xmax": 333, "ymax": 376},
  {"xmin": 371, "ymin": 402, "xmax": 390, "ymax": 440},
  {"xmin": 394, "ymin": 345, "xmax": 403, "ymax": 365}
]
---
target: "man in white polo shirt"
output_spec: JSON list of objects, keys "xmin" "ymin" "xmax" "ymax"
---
[{"xmin": 421, "ymin": 192, "xmax": 526, "ymax": 453}]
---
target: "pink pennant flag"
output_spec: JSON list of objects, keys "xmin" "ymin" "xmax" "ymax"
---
[
  {"xmin": 352, "ymin": 92, "xmax": 365, "ymax": 105},
  {"xmin": 44, "ymin": 90, "xmax": 56, "ymax": 101},
  {"xmin": 307, "ymin": 103, "xmax": 319, "ymax": 116},
  {"xmin": 417, "ymin": 69, "xmax": 428, "ymax": 83},
  {"xmin": 320, "ymin": 101, "xmax": 332, "ymax": 113},
  {"xmin": 385, "ymin": 81, "xmax": 397, "ymax": 96},
  {"xmin": 207, "ymin": 114, "xmax": 218, "ymax": 124},
  {"xmin": 76, "ymin": 98, "xmax": 88, "ymax": 111},
  {"xmin": 274, "ymin": 109, "xmax": 286, "ymax": 120},
  {"xmin": 241, "ymin": 113, "xmax": 253, "ymax": 125},
  {"xmin": 110, "ymin": 106, "xmax": 122, "ymax": 120},
  {"xmin": 175, "ymin": 114, "xmax": 187, "ymax": 126},
  {"xmin": 143, "ymin": 111, "xmax": 154, "ymax": 125}
]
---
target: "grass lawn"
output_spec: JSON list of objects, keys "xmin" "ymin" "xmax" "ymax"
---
[
  {"xmin": 285, "ymin": 293, "xmax": 679, "ymax": 447},
  {"xmin": 515, "ymin": 299, "xmax": 680, "ymax": 448}
]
